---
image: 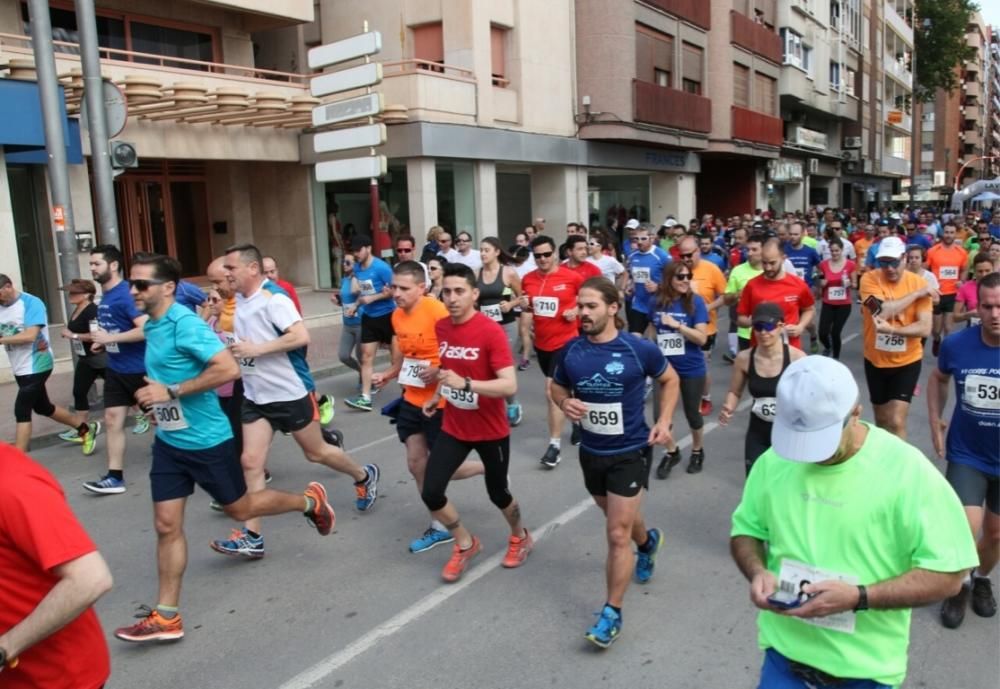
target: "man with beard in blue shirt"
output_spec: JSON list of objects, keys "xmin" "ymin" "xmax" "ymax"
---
[{"xmin": 784, "ymin": 223, "xmax": 822, "ymax": 353}]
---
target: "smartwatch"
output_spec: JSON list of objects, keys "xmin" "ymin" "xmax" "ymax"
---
[{"xmin": 853, "ymin": 584, "xmax": 868, "ymax": 612}]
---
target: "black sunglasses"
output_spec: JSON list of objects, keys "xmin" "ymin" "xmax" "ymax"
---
[
  {"xmin": 674, "ymin": 273, "xmax": 692, "ymax": 281},
  {"xmin": 131, "ymin": 279, "xmax": 166, "ymax": 291},
  {"xmin": 877, "ymin": 258, "xmax": 902, "ymax": 268},
  {"xmin": 396, "ymin": 247, "xmax": 414, "ymax": 253},
  {"xmin": 752, "ymin": 321, "xmax": 779, "ymax": 332},
  {"xmin": 679, "ymin": 251, "xmax": 697, "ymax": 259},
  {"xmin": 533, "ymin": 251, "xmax": 554, "ymax": 259}
]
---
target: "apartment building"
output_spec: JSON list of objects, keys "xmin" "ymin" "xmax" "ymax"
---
[{"xmin": 986, "ymin": 25, "xmax": 999, "ymax": 179}]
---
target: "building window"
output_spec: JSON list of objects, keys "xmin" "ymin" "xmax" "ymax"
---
[
  {"xmin": 412, "ymin": 22, "xmax": 444, "ymax": 72},
  {"xmin": 829, "ymin": 61, "xmax": 841, "ymax": 91},
  {"xmin": 734, "ymin": 63, "xmax": 750, "ymax": 107},
  {"xmin": 636, "ymin": 23, "xmax": 674, "ymax": 87},
  {"xmin": 845, "ymin": 67, "xmax": 857, "ymax": 96},
  {"xmin": 682, "ymin": 42, "xmax": 704, "ymax": 95},
  {"xmin": 781, "ymin": 28, "xmax": 812, "ymax": 75},
  {"xmin": 490, "ymin": 25, "xmax": 508, "ymax": 86},
  {"xmin": 753, "ymin": 72, "xmax": 777, "ymax": 115}
]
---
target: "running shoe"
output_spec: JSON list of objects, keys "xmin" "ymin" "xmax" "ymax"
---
[
  {"xmin": 686, "ymin": 449, "xmax": 705, "ymax": 474},
  {"xmin": 322, "ymin": 427, "xmax": 345, "ymax": 448},
  {"xmin": 932, "ymin": 338, "xmax": 941, "ymax": 357},
  {"xmin": 634, "ymin": 528, "xmax": 662, "ymax": 584},
  {"xmin": 699, "ymin": 398, "xmax": 713, "ymax": 416},
  {"xmin": 507, "ymin": 402, "xmax": 523, "ymax": 427},
  {"xmin": 972, "ymin": 577, "xmax": 997, "ymax": 618},
  {"xmin": 83, "ymin": 474, "xmax": 126, "ymax": 495},
  {"xmin": 59, "ymin": 428, "xmax": 85, "ymax": 443},
  {"xmin": 722, "ymin": 351, "xmax": 736, "ymax": 364},
  {"xmin": 940, "ymin": 585, "xmax": 970, "ymax": 629},
  {"xmin": 210, "ymin": 527, "xmax": 265, "ymax": 559},
  {"xmin": 585, "ymin": 605, "xmax": 622, "ymax": 649},
  {"xmin": 517, "ymin": 358, "xmax": 531, "ymax": 371},
  {"xmin": 304, "ymin": 481, "xmax": 336, "ymax": 535},
  {"xmin": 501, "ymin": 529, "xmax": 533, "ymax": 568},
  {"xmin": 209, "ymin": 499, "xmax": 224, "ymax": 512},
  {"xmin": 344, "ymin": 395, "xmax": 373, "ymax": 412},
  {"xmin": 81, "ymin": 422, "xmax": 100, "ymax": 457},
  {"xmin": 539, "ymin": 445, "xmax": 561, "ymax": 469},
  {"xmin": 441, "ymin": 536, "xmax": 482, "ymax": 582},
  {"xmin": 355, "ymin": 464, "xmax": 380, "ymax": 511},
  {"xmin": 114, "ymin": 606, "xmax": 184, "ymax": 643},
  {"xmin": 656, "ymin": 449, "xmax": 682, "ymax": 480},
  {"xmin": 810, "ymin": 340, "xmax": 820, "ymax": 354},
  {"xmin": 318, "ymin": 394, "xmax": 335, "ymax": 426},
  {"xmin": 132, "ymin": 413, "xmax": 150, "ymax": 435},
  {"xmin": 822, "ymin": 348, "xmax": 832, "ymax": 357},
  {"xmin": 570, "ymin": 423, "xmax": 582, "ymax": 446},
  {"xmin": 409, "ymin": 527, "xmax": 454, "ymax": 553}
]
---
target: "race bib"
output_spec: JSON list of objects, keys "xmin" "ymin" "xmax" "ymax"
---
[
  {"xmin": 875, "ymin": 332, "xmax": 906, "ymax": 352},
  {"xmin": 939, "ymin": 266, "xmax": 959, "ymax": 280},
  {"xmin": 152, "ymin": 400, "xmax": 189, "ymax": 432},
  {"xmin": 239, "ymin": 356, "xmax": 257, "ymax": 375},
  {"xmin": 777, "ymin": 559, "xmax": 858, "ymax": 634},
  {"xmin": 751, "ymin": 396, "xmax": 777, "ymax": 422},
  {"xmin": 399, "ymin": 357, "xmax": 429, "ymax": 388},
  {"xmin": 632, "ymin": 267, "xmax": 651, "ymax": 284},
  {"xmin": 71, "ymin": 339, "xmax": 86, "ymax": 357},
  {"xmin": 963, "ymin": 374, "xmax": 1000, "ymax": 411},
  {"xmin": 104, "ymin": 330, "xmax": 120, "ymax": 354},
  {"xmin": 827, "ymin": 286, "xmax": 847, "ymax": 301},
  {"xmin": 222, "ymin": 331, "xmax": 236, "ymax": 346},
  {"xmin": 579, "ymin": 402, "xmax": 624, "ymax": 435},
  {"xmin": 441, "ymin": 384, "xmax": 479, "ymax": 410},
  {"xmin": 532, "ymin": 296, "xmax": 558, "ymax": 318},
  {"xmin": 358, "ymin": 279, "xmax": 376, "ymax": 296},
  {"xmin": 657, "ymin": 332, "xmax": 685, "ymax": 357},
  {"xmin": 482, "ymin": 303, "xmax": 503, "ymax": 322}
]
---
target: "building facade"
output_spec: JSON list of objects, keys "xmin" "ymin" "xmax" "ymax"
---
[{"xmin": 985, "ymin": 25, "xmax": 999, "ymax": 179}]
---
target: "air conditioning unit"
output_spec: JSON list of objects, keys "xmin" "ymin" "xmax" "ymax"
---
[
  {"xmin": 808, "ymin": 158, "xmax": 820, "ymax": 174},
  {"xmin": 843, "ymin": 160, "xmax": 858, "ymax": 173},
  {"xmin": 844, "ymin": 136, "xmax": 862, "ymax": 149},
  {"xmin": 842, "ymin": 149, "xmax": 860, "ymax": 161}
]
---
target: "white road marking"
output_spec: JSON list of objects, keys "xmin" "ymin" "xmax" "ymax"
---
[{"xmin": 346, "ymin": 432, "xmax": 397, "ymax": 454}]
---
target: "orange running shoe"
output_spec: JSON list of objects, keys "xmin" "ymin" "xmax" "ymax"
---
[
  {"xmin": 114, "ymin": 606, "xmax": 184, "ymax": 643},
  {"xmin": 441, "ymin": 536, "xmax": 482, "ymax": 582},
  {"xmin": 501, "ymin": 529, "xmax": 533, "ymax": 568},
  {"xmin": 304, "ymin": 481, "xmax": 336, "ymax": 535}
]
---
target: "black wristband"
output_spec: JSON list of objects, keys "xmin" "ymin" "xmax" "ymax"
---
[{"xmin": 853, "ymin": 584, "xmax": 868, "ymax": 612}]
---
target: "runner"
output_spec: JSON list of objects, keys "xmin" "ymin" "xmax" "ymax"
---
[
  {"xmin": 724, "ymin": 234, "xmax": 765, "ymax": 353},
  {"xmin": 719, "ymin": 302, "xmax": 806, "ymax": 474},
  {"xmin": 784, "ymin": 222, "xmax": 822, "ymax": 353},
  {"xmin": 57, "ymin": 279, "xmax": 105, "ymax": 450},
  {"xmin": 652, "ymin": 261, "xmax": 709, "ymax": 478},
  {"xmin": 677, "ymin": 235, "xmax": 727, "ymax": 415},
  {"xmin": 83, "ymin": 244, "xmax": 149, "ymax": 495},
  {"xmin": 261, "ymin": 256, "xmax": 303, "ymax": 315},
  {"xmin": 588, "ymin": 232, "xmax": 626, "ymax": 286},
  {"xmin": 372, "ymin": 260, "xmax": 485, "ymax": 554},
  {"xmin": 334, "ymin": 253, "xmax": 363, "ymax": 389},
  {"xmin": 926, "ymin": 223, "xmax": 969, "ymax": 355},
  {"xmin": 737, "ymin": 239, "xmax": 815, "ymax": 350},
  {"xmin": 210, "ymin": 243, "xmax": 379, "ymax": 559},
  {"xmin": 624, "ymin": 224, "xmax": 671, "ymax": 336},
  {"xmin": 344, "ymin": 235, "xmax": 395, "ymax": 412},
  {"xmin": 0, "ymin": 275, "xmax": 98, "ymax": 455},
  {"xmin": 521, "ymin": 235, "xmax": 585, "ymax": 468},
  {"xmin": 111, "ymin": 253, "xmax": 335, "ymax": 643},
  {"xmin": 816, "ymin": 238, "xmax": 857, "ymax": 360},
  {"xmin": 419, "ymin": 263, "xmax": 531, "ymax": 582},
  {"xmin": 477, "ymin": 237, "xmax": 524, "ymax": 425},
  {"xmin": 954, "ymin": 254, "xmax": 994, "ymax": 327},
  {"xmin": 929, "ymin": 271, "xmax": 1000, "ymax": 629},
  {"xmin": 563, "ymin": 234, "xmax": 603, "ymax": 280},
  {"xmin": 549, "ymin": 276, "xmax": 678, "ymax": 648},
  {"xmin": 858, "ymin": 236, "xmax": 933, "ymax": 439}
]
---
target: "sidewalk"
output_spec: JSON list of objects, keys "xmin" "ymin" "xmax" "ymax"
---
[{"xmin": 0, "ymin": 289, "xmax": 379, "ymax": 448}]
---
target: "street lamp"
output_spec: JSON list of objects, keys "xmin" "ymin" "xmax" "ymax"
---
[{"xmin": 953, "ymin": 155, "xmax": 998, "ymax": 191}]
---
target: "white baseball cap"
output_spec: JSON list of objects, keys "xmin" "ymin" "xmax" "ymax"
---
[
  {"xmin": 625, "ymin": 219, "xmax": 641, "ymax": 230},
  {"xmin": 771, "ymin": 356, "xmax": 859, "ymax": 463},
  {"xmin": 875, "ymin": 235, "xmax": 906, "ymax": 260},
  {"xmin": 662, "ymin": 218, "xmax": 678, "ymax": 228}
]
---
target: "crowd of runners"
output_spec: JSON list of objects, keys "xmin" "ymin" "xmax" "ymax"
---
[{"xmin": 1, "ymin": 205, "xmax": 997, "ymax": 689}]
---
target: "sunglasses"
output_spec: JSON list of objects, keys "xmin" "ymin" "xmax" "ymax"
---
[
  {"xmin": 679, "ymin": 251, "xmax": 697, "ymax": 259},
  {"xmin": 674, "ymin": 273, "xmax": 692, "ymax": 281},
  {"xmin": 131, "ymin": 279, "xmax": 166, "ymax": 291},
  {"xmin": 396, "ymin": 247, "xmax": 414, "ymax": 253},
  {"xmin": 208, "ymin": 297, "xmax": 222, "ymax": 303},
  {"xmin": 457, "ymin": 238, "xmax": 471, "ymax": 243},
  {"xmin": 428, "ymin": 265, "xmax": 441, "ymax": 271},
  {"xmin": 877, "ymin": 258, "xmax": 902, "ymax": 268},
  {"xmin": 752, "ymin": 321, "xmax": 779, "ymax": 332},
  {"xmin": 533, "ymin": 251, "xmax": 554, "ymax": 259}
]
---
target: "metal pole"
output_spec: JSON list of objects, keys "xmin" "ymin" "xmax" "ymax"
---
[
  {"xmin": 75, "ymin": 0, "xmax": 119, "ymax": 247},
  {"xmin": 27, "ymin": 0, "xmax": 80, "ymax": 319}
]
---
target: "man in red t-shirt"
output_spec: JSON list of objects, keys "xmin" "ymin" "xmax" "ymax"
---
[
  {"xmin": 263, "ymin": 255, "xmax": 303, "ymax": 315},
  {"xmin": 521, "ymin": 235, "xmax": 585, "ymax": 469},
  {"xmin": 419, "ymin": 263, "xmax": 532, "ymax": 583},
  {"xmin": 563, "ymin": 234, "xmax": 602, "ymax": 281},
  {"xmin": 737, "ymin": 239, "xmax": 816, "ymax": 349},
  {"xmin": 0, "ymin": 444, "xmax": 112, "ymax": 689}
]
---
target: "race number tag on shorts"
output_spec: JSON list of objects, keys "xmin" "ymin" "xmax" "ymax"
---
[
  {"xmin": 441, "ymin": 385, "xmax": 479, "ymax": 410},
  {"xmin": 239, "ymin": 356, "xmax": 257, "ymax": 375},
  {"xmin": 533, "ymin": 296, "xmax": 558, "ymax": 318},
  {"xmin": 71, "ymin": 339, "xmax": 86, "ymax": 356},
  {"xmin": 827, "ymin": 286, "xmax": 847, "ymax": 301},
  {"xmin": 657, "ymin": 332, "xmax": 685, "ymax": 357},
  {"xmin": 399, "ymin": 357, "xmax": 429, "ymax": 388},
  {"xmin": 939, "ymin": 266, "xmax": 960, "ymax": 280},
  {"xmin": 875, "ymin": 333, "xmax": 906, "ymax": 352},
  {"xmin": 963, "ymin": 374, "xmax": 1000, "ymax": 411},
  {"xmin": 358, "ymin": 279, "xmax": 376, "ymax": 296},
  {"xmin": 482, "ymin": 303, "xmax": 503, "ymax": 322},
  {"xmin": 777, "ymin": 559, "xmax": 858, "ymax": 634},
  {"xmin": 632, "ymin": 267, "xmax": 651, "ymax": 284},
  {"xmin": 152, "ymin": 400, "xmax": 189, "ymax": 432},
  {"xmin": 751, "ymin": 397, "xmax": 777, "ymax": 422},
  {"xmin": 580, "ymin": 402, "xmax": 624, "ymax": 435}
]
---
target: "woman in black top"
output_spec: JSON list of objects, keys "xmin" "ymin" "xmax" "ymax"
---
[{"xmin": 58, "ymin": 279, "xmax": 106, "ymax": 440}]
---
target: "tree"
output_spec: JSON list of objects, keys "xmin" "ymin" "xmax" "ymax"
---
[{"xmin": 913, "ymin": 0, "xmax": 979, "ymax": 102}]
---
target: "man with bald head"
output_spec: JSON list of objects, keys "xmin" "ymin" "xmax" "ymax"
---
[
  {"xmin": 678, "ymin": 235, "xmax": 727, "ymax": 418},
  {"xmin": 737, "ymin": 239, "xmax": 816, "ymax": 350},
  {"xmin": 206, "ymin": 256, "xmax": 244, "ymax": 466}
]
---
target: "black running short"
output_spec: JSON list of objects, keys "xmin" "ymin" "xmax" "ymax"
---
[
  {"xmin": 150, "ymin": 437, "xmax": 246, "ymax": 505},
  {"xmin": 933, "ymin": 293, "xmax": 957, "ymax": 315},
  {"xmin": 579, "ymin": 446, "xmax": 652, "ymax": 498},
  {"xmin": 946, "ymin": 461, "xmax": 1000, "ymax": 514},
  {"xmin": 361, "ymin": 311, "xmax": 394, "ymax": 345},
  {"xmin": 700, "ymin": 333, "xmax": 717, "ymax": 353},
  {"xmin": 396, "ymin": 399, "xmax": 442, "ymax": 447},
  {"xmin": 241, "ymin": 393, "xmax": 317, "ymax": 433},
  {"xmin": 535, "ymin": 347, "xmax": 559, "ymax": 378},
  {"xmin": 13, "ymin": 371, "xmax": 56, "ymax": 422},
  {"xmin": 626, "ymin": 304, "xmax": 651, "ymax": 335},
  {"xmin": 104, "ymin": 369, "xmax": 146, "ymax": 409},
  {"xmin": 863, "ymin": 359, "xmax": 921, "ymax": 406}
]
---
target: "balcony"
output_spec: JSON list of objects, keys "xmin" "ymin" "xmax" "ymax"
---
[
  {"xmin": 731, "ymin": 106, "xmax": 782, "ymax": 146},
  {"xmin": 883, "ymin": 53, "xmax": 913, "ymax": 88},
  {"xmin": 195, "ymin": 0, "xmax": 313, "ymax": 25},
  {"xmin": 964, "ymin": 129, "xmax": 982, "ymax": 147},
  {"xmin": 731, "ymin": 11, "xmax": 782, "ymax": 64},
  {"xmin": 963, "ymin": 81, "xmax": 981, "ymax": 100},
  {"xmin": 379, "ymin": 60, "xmax": 478, "ymax": 125},
  {"xmin": 881, "ymin": 154, "xmax": 910, "ymax": 176},
  {"xmin": 633, "ymin": 79, "xmax": 712, "ymax": 133},
  {"xmin": 883, "ymin": 1, "xmax": 914, "ymax": 46},
  {"xmin": 643, "ymin": 0, "xmax": 711, "ymax": 30}
]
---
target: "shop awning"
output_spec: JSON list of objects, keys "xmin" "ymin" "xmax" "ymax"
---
[{"xmin": 0, "ymin": 78, "xmax": 82, "ymax": 164}]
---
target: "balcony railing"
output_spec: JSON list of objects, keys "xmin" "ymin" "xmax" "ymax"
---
[
  {"xmin": 731, "ymin": 106, "xmax": 782, "ymax": 146},
  {"xmin": 883, "ymin": 53, "xmax": 913, "ymax": 88},
  {"xmin": 730, "ymin": 11, "xmax": 782, "ymax": 64},
  {"xmin": 633, "ymin": 79, "xmax": 712, "ymax": 133},
  {"xmin": 643, "ymin": 0, "xmax": 711, "ymax": 30}
]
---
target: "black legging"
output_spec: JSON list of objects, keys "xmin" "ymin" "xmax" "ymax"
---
[
  {"xmin": 72, "ymin": 358, "xmax": 105, "ymax": 411},
  {"xmin": 819, "ymin": 303, "xmax": 852, "ymax": 359},
  {"xmin": 421, "ymin": 431, "xmax": 512, "ymax": 512},
  {"xmin": 221, "ymin": 378, "xmax": 245, "ymax": 462}
]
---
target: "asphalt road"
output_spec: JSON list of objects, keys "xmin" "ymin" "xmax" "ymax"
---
[{"xmin": 29, "ymin": 310, "xmax": 999, "ymax": 689}]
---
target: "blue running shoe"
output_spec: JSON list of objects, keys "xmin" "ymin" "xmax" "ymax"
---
[
  {"xmin": 585, "ymin": 605, "xmax": 622, "ymax": 649},
  {"xmin": 409, "ymin": 527, "xmax": 455, "ymax": 553},
  {"xmin": 355, "ymin": 463, "xmax": 380, "ymax": 511},
  {"xmin": 634, "ymin": 528, "xmax": 662, "ymax": 584},
  {"xmin": 506, "ymin": 402, "xmax": 523, "ymax": 427},
  {"xmin": 210, "ymin": 527, "xmax": 264, "ymax": 559},
  {"xmin": 83, "ymin": 474, "xmax": 126, "ymax": 495}
]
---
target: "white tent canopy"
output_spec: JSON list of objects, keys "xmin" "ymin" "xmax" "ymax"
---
[{"xmin": 951, "ymin": 178, "xmax": 1000, "ymax": 210}]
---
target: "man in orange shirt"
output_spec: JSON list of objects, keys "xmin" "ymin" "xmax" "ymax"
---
[
  {"xmin": 853, "ymin": 223, "xmax": 876, "ymax": 271},
  {"xmin": 678, "ymin": 236, "xmax": 728, "ymax": 415},
  {"xmin": 859, "ymin": 236, "xmax": 933, "ymax": 438},
  {"xmin": 926, "ymin": 222, "xmax": 969, "ymax": 356},
  {"xmin": 372, "ymin": 261, "xmax": 484, "ymax": 553}
]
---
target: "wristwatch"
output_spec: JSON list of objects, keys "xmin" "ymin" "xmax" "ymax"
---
[
  {"xmin": 463, "ymin": 377, "xmax": 472, "ymax": 393},
  {"xmin": 853, "ymin": 584, "xmax": 869, "ymax": 612},
  {"xmin": 167, "ymin": 383, "xmax": 182, "ymax": 400}
]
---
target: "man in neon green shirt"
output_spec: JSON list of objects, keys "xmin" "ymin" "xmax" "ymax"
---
[
  {"xmin": 724, "ymin": 234, "xmax": 764, "ymax": 354},
  {"xmin": 730, "ymin": 356, "xmax": 978, "ymax": 688}
]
